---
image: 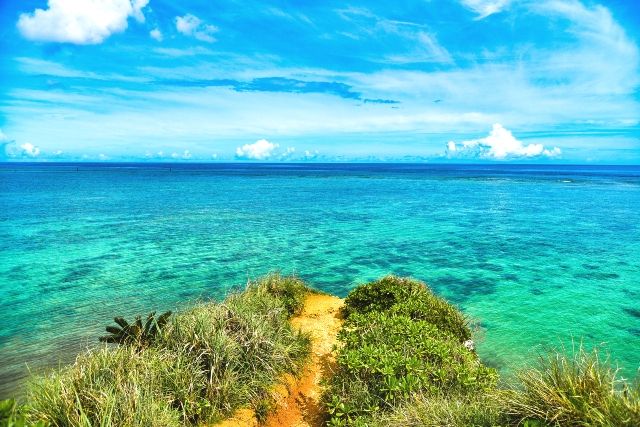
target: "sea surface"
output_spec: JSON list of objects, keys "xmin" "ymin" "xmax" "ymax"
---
[{"xmin": 1, "ymin": 163, "xmax": 639, "ymax": 397}]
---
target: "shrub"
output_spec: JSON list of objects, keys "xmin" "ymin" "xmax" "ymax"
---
[
  {"xmin": 325, "ymin": 276, "xmax": 496, "ymax": 426},
  {"xmin": 342, "ymin": 275, "xmax": 426, "ymax": 317},
  {"xmin": 342, "ymin": 275, "xmax": 471, "ymax": 342},
  {"xmin": 501, "ymin": 345, "xmax": 640, "ymax": 426},
  {"xmin": 21, "ymin": 274, "xmax": 312, "ymax": 426}
]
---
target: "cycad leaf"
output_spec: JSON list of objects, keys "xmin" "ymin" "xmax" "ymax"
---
[
  {"xmin": 105, "ymin": 326, "xmax": 121, "ymax": 334},
  {"xmin": 114, "ymin": 317, "xmax": 129, "ymax": 328},
  {"xmin": 157, "ymin": 311, "xmax": 172, "ymax": 328},
  {"xmin": 143, "ymin": 312, "xmax": 156, "ymax": 336}
]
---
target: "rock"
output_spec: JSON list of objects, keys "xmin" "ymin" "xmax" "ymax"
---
[{"xmin": 463, "ymin": 339, "xmax": 475, "ymax": 352}]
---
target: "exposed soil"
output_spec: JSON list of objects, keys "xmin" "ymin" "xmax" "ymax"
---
[{"xmin": 215, "ymin": 293, "xmax": 344, "ymax": 427}]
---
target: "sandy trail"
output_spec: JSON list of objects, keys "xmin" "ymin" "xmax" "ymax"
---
[{"xmin": 216, "ymin": 293, "xmax": 344, "ymax": 427}]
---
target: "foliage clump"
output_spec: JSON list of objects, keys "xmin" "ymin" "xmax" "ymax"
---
[
  {"xmin": 502, "ymin": 345, "xmax": 640, "ymax": 427},
  {"xmin": 325, "ymin": 275, "xmax": 495, "ymax": 426},
  {"xmin": 342, "ymin": 275, "xmax": 471, "ymax": 341},
  {"xmin": 99, "ymin": 310, "xmax": 172, "ymax": 348},
  {"xmin": 251, "ymin": 272, "xmax": 309, "ymax": 316}
]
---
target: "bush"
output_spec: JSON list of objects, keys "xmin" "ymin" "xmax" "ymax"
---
[
  {"xmin": 325, "ymin": 276, "xmax": 496, "ymax": 426},
  {"xmin": 342, "ymin": 275, "xmax": 471, "ymax": 342},
  {"xmin": 342, "ymin": 276, "xmax": 426, "ymax": 318},
  {"xmin": 501, "ymin": 345, "xmax": 640, "ymax": 426},
  {"xmin": 21, "ymin": 274, "xmax": 312, "ymax": 426}
]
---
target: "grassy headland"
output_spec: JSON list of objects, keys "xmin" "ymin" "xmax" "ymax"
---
[
  {"xmin": 2, "ymin": 274, "xmax": 311, "ymax": 426},
  {"xmin": 1, "ymin": 274, "xmax": 638, "ymax": 426}
]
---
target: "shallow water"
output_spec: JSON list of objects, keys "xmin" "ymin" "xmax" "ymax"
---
[{"xmin": 1, "ymin": 163, "xmax": 639, "ymax": 396}]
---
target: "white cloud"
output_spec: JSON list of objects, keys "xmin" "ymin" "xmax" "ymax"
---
[
  {"xmin": 1, "ymin": 139, "xmax": 42, "ymax": 159},
  {"xmin": 20, "ymin": 143, "xmax": 41, "ymax": 157},
  {"xmin": 281, "ymin": 146, "xmax": 296, "ymax": 158},
  {"xmin": 336, "ymin": 7, "xmax": 452, "ymax": 64},
  {"xmin": 175, "ymin": 14, "xmax": 218, "ymax": 43},
  {"xmin": 303, "ymin": 149, "xmax": 320, "ymax": 160},
  {"xmin": 150, "ymin": 28, "xmax": 163, "ymax": 41},
  {"xmin": 235, "ymin": 139, "xmax": 279, "ymax": 160},
  {"xmin": 17, "ymin": 0, "xmax": 149, "ymax": 44},
  {"xmin": 384, "ymin": 32, "xmax": 452, "ymax": 64},
  {"xmin": 446, "ymin": 124, "xmax": 561, "ymax": 160},
  {"xmin": 460, "ymin": 0, "xmax": 510, "ymax": 19},
  {"xmin": 533, "ymin": 0, "xmax": 639, "ymax": 94},
  {"xmin": 169, "ymin": 150, "xmax": 192, "ymax": 160}
]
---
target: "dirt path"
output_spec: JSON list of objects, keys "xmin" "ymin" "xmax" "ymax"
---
[{"xmin": 216, "ymin": 293, "xmax": 344, "ymax": 427}]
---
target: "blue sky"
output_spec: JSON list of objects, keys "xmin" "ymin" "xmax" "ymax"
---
[{"xmin": 0, "ymin": 0, "xmax": 639, "ymax": 162}]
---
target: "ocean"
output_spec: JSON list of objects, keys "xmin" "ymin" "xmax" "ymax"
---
[{"xmin": 1, "ymin": 163, "xmax": 639, "ymax": 397}]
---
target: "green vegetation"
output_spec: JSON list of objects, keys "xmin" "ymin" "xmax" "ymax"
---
[
  {"xmin": 8, "ymin": 273, "xmax": 312, "ymax": 427},
  {"xmin": 325, "ymin": 275, "xmax": 497, "ymax": 426},
  {"xmin": 0, "ymin": 399, "xmax": 47, "ymax": 427},
  {"xmin": 2, "ymin": 273, "xmax": 639, "ymax": 427},
  {"xmin": 502, "ymin": 346, "xmax": 640, "ymax": 426},
  {"xmin": 99, "ymin": 311, "xmax": 172, "ymax": 347},
  {"xmin": 326, "ymin": 275, "xmax": 640, "ymax": 427},
  {"xmin": 367, "ymin": 393, "xmax": 508, "ymax": 427}
]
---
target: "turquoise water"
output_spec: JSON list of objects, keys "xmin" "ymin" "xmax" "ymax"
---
[{"xmin": 1, "ymin": 163, "xmax": 639, "ymax": 396}]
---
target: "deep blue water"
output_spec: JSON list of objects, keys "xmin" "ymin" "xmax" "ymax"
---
[{"xmin": 1, "ymin": 163, "xmax": 639, "ymax": 397}]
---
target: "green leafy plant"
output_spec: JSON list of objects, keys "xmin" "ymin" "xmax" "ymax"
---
[
  {"xmin": 342, "ymin": 275, "xmax": 427, "ymax": 318},
  {"xmin": 99, "ymin": 311, "xmax": 172, "ymax": 347},
  {"xmin": 325, "ymin": 276, "xmax": 496, "ymax": 426}
]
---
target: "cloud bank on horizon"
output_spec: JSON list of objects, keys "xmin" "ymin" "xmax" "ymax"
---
[
  {"xmin": 446, "ymin": 124, "xmax": 561, "ymax": 160},
  {"xmin": 1, "ymin": 0, "xmax": 639, "ymax": 162}
]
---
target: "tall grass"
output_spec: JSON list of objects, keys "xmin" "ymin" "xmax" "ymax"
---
[
  {"xmin": 368, "ymin": 393, "xmax": 508, "ymax": 427},
  {"xmin": 19, "ymin": 273, "xmax": 312, "ymax": 426},
  {"xmin": 502, "ymin": 345, "xmax": 640, "ymax": 426}
]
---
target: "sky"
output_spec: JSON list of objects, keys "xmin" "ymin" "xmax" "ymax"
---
[{"xmin": 0, "ymin": 0, "xmax": 639, "ymax": 163}]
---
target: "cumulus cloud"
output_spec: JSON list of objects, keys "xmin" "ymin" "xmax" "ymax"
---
[
  {"xmin": 235, "ymin": 139, "xmax": 279, "ymax": 160},
  {"xmin": 446, "ymin": 124, "xmax": 561, "ymax": 160},
  {"xmin": 150, "ymin": 28, "xmax": 163, "ymax": 41},
  {"xmin": 1, "ymin": 130, "xmax": 42, "ymax": 159},
  {"xmin": 17, "ymin": 0, "xmax": 149, "ymax": 44},
  {"xmin": 20, "ymin": 143, "xmax": 41, "ymax": 157},
  {"xmin": 175, "ymin": 14, "xmax": 218, "ymax": 43},
  {"xmin": 460, "ymin": 0, "xmax": 510, "ymax": 19},
  {"xmin": 1, "ymin": 138, "xmax": 42, "ymax": 159}
]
